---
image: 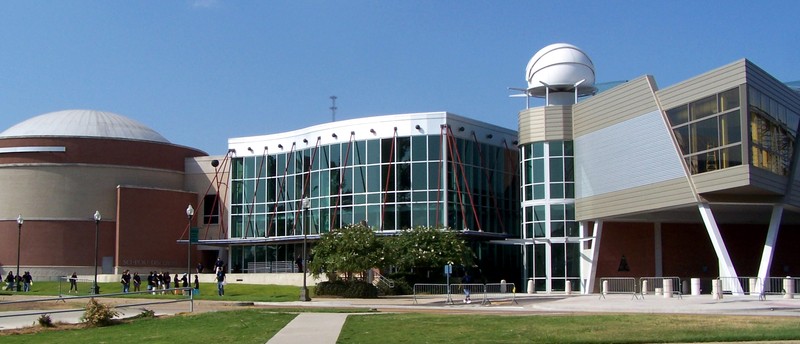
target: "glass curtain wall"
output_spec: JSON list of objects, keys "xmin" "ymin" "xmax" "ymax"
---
[
  {"xmin": 228, "ymin": 131, "xmax": 519, "ymax": 273},
  {"xmin": 520, "ymin": 140, "xmax": 578, "ymax": 292}
]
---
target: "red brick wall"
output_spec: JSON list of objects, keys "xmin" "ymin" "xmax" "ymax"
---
[{"xmin": 116, "ymin": 187, "xmax": 198, "ymax": 272}]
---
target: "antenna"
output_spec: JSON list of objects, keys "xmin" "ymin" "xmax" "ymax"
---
[{"xmin": 329, "ymin": 96, "xmax": 338, "ymax": 122}]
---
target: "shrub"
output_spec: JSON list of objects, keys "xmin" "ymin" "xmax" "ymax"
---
[
  {"xmin": 135, "ymin": 308, "xmax": 155, "ymax": 319},
  {"xmin": 81, "ymin": 299, "xmax": 119, "ymax": 327},
  {"xmin": 37, "ymin": 314, "xmax": 54, "ymax": 327},
  {"xmin": 315, "ymin": 280, "xmax": 378, "ymax": 298}
]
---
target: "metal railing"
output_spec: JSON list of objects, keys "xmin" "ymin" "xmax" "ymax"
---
[
  {"xmin": 599, "ymin": 277, "xmax": 638, "ymax": 299},
  {"xmin": 0, "ymin": 287, "xmax": 195, "ymax": 323},
  {"xmin": 373, "ymin": 273, "xmax": 394, "ymax": 289},
  {"xmin": 245, "ymin": 261, "xmax": 295, "ymax": 273},
  {"xmin": 639, "ymin": 277, "xmax": 682, "ymax": 299},
  {"xmin": 413, "ymin": 283, "xmax": 517, "ymax": 305}
]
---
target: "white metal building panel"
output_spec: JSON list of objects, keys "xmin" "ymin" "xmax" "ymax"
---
[{"xmin": 575, "ymin": 110, "xmax": 687, "ymax": 198}]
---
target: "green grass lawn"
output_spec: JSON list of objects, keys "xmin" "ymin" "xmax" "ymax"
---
[
  {"xmin": 3, "ymin": 310, "xmax": 800, "ymax": 343},
  {"xmin": 339, "ymin": 313, "xmax": 800, "ymax": 343},
  {"xmin": 4, "ymin": 309, "xmax": 296, "ymax": 344}
]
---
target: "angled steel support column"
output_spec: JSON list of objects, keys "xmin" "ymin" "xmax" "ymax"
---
[
  {"xmin": 581, "ymin": 220, "xmax": 603, "ymax": 294},
  {"xmin": 755, "ymin": 205, "xmax": 783, "ymax": 293},
  {"xmin": 698, "ymin": 202, "xmax": 741, "ymax": 293}
]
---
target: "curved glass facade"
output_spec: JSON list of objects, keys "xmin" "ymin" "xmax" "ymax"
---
[{"xmin": 227, "ymin": 118, "xmax": 519, "ymax": 275}]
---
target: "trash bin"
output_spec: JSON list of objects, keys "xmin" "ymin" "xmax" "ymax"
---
[{"xmin": 527, "ymin": 278, "xmax": 535, "ymax": 294}]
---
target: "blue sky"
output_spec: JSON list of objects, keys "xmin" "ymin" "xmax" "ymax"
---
[{"xmin": 1, "ymin": 1, "xmax": 798, "ymax": 154}]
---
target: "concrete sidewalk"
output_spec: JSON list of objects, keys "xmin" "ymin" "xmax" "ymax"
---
[{"xmin": 266, "ymin": 313, "xmax": 349, "ymax": 344}]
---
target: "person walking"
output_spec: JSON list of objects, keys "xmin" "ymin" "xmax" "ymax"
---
[
  {"xmin": 132, "ymin": 272, "xmax": 141, "ymax": 292},
  {"xmin": 121, "ymin": 270, "xmax": 131, "ymax": 293},
  {"xmin": 22, "ymin": 272, "xmax": 33, "ymax": 292},
  {"xmin": 5, "ymin": 271, "xmax": 15, "ymax": 291},
  {"xmin": 215, "ymin": 268, "xmax": 226, "ymax": 296},
  {"xmin": 69, "ymin": 272, "xmax": 78, "ymax": 293},
  {"xmin": 462, "ymin": 272, "xmax": 472, "ymax": 304}
]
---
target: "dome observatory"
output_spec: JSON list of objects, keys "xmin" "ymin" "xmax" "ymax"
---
[{"xmin": 525, "ymin": 43, "xmax": 596, "ymax": 105}]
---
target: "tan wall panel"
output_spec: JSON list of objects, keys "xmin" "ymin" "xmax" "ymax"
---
[
  {"xmin": 518, "ymin": 106, "xmax": 573, "ymax": 144},
  {"xmin": 692, "ymin": 165, "xmax": 753, "ymax": 194},
  {"xmin": 657, "ymin": 60, "xmax": 747, "ymax": 110},
  {"xmin": 573, "ymin": 76, "xmax": 659, "ymax": 137},
  {"xmin": 576, "ymin": 178, "xmax": 696, "ymax": 220},
  {"xmin": 0, "ymin": 165, "xmax": 184, "ymax": 220}
]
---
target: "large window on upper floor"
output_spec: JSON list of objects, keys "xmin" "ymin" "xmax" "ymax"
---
[
  {"xmin": 748, "ymin": 86, "xmax": 799, "ymax": 176},
  {"xmin": 666, "ymin": 87, "xmax": 743, "ymax": 174}
]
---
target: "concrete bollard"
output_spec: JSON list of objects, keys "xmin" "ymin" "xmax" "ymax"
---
[
  {"xmin": 712, "ymin": 278, "xmax": 723, "ymax": 300},
  {"xmin": 602, "ymin": 280, "xmax": 609, "ymax": 295},
  {"xmin": 784, "ymin": 277, "xmax": 794, "ymax": 299},
  {"xmin": 663, "ymin": 279, "xmax": 673, "ymax": 298},
  {"xmin": 527, "ymin": 278, "xmax": 535, "ymax": 294},
  {"xmin": 654, "ymin": 287, "xmax": 663, "ymax": 296},
  {"xmin": 682, "ymin": 280, "xmax": 690, "ymax": 295},
  {"xmin": 642, "ymin": 280, "xmax": 648, "ymax": 295},
  {"xmin": 749, "ymin": 278, "xmax": 758, "ymax": 295},
  {"xmin": 565, "ymin": 280, "xmax": 572, "ymax": 295},
  {"xmin": 691, "ymin": 278, "xmax": 701, "ymax": 296}
]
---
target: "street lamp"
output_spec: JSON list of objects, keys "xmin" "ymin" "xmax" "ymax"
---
[
  {"xmin": 16, "ymin": 215, "xmax": 23, "ymax": 292},
  {"xmin": 299, "ymin": 198, "xmax": 311, "ymax": 301},
  {"xmin": 93, "ymin": 210, "xmax": 101, "ymax": 294},
  {"xmin": 186, "ymin": 204, "xmax": 195, "ymax": 293}
]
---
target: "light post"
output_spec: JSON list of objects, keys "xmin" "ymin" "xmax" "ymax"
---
[
  {"xmin": 186, "ymin": 204, "xmax": 195, "ymax": 293},
  {"xmin": 299, "ymin": 198, "xmax": 311, "ymax": 301},
  {"xmin": 93, "ymin": 210, "xmax": 101, "ymax": 294},
  {"xmin": 16, "ymin": 215, "xmax": 23, "ymax": 292}
]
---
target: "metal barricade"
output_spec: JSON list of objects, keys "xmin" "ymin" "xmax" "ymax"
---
[
  {"xmin": 762, "ymin": 277, "xmax": 785, "ymax": 298},
  {"xmin": 638, "ymin": 277, "xmax": 682, "ymax": 299},
  {"xmin": 717, "ymin": 276, "xmax": 757, "ymax": 296},
  {"xmin": 599, "ymin": 277, "xmax": 638, "ymax": 299},
  {"xmin": 412, "ymin": 283, "xmax": 516, "ymax": 305}
]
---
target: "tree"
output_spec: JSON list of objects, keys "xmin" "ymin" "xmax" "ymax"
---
[
  {"xmin": 309, "ymin": 222, "xmax": 384, "ymax": 281},
  {"xmin": 388, "ymin": 226, "xmax": 473, "ymax": 272}
]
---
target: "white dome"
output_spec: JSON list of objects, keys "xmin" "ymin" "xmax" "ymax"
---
[
  {"xmin": 0, "ymin": 109, "xmax": 170, "ymax": 143},
  {"xmin": 526, "ymin": 43, "xmax": 596, "ymax": 97}
]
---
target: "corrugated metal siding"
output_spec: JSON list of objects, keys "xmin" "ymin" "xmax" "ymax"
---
[
  {"xmin": 518, "ymin": 106, "xmax": 572, "ymax": 144},
  {"xmin": 576, "ymin": 178, "xmax": 696, "ymax": 220},
  {"xmin": 575, "ymin": 110, "xmax": 689, "ymax": 198},
  {"xmin": 746, "ymin": 60, "xmax": 800, "ymax": 112},
  {"xmin": 786, "ymin": 179, "xmax": 800, "ymax": 207},
  {"xmin": 573, "ymin": 76, "xmax": 659, "ymax": 137},
  {"xmin": 749, "ymin": 166, "xmax": 789, "ymax": 195},
  {"xmin": 691, "ymin": 165, "xmax": 752, "ymax": 194},
  {"xmin": 657, "ymin": 60, "xmax": 747, "ymax": 110}
]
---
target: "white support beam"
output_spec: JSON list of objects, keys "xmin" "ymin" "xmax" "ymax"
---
[
  {"xmin": 756, "ymin": 205, "xmax": 783, "ymax": 293},
  {"xmin": 581, "ymin": 220, "xmax": 603, "ymax": 294},
  {"xmin": 698, "ymin": 203, "xmax": 742, "ymax": 293}
]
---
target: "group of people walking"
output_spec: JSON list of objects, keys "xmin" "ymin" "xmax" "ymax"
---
[
  {"xmin": 4, "ymin": 271, "xmax": 33, "ymax": 292},
  {"xmin": 7, "ymin": 257, "xmax": 228, "ymax": 296}
]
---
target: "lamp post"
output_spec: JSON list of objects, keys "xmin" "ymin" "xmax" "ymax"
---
[
  {"xmin": 16, "ymin": 215, "xmax": 23, "ymax": 292},
  {"xmin": 299, "ymin": 198, "xmax": 311, "ymax": 301},
  {"xmin": 186, "ymin": 204, "xmax": 195, "ymax": 293},
  {"xmin": 93, "ymin": 210, "xmax": 101, "ymax": 294}
]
